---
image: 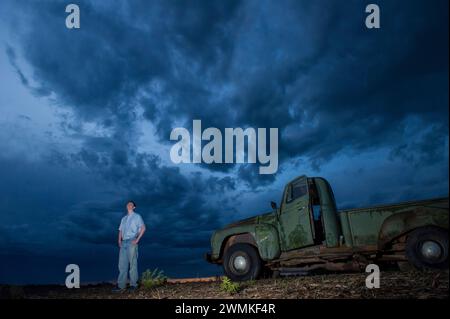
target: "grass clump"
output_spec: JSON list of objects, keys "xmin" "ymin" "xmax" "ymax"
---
[
  {"xmin": 141, "ymin": 268, "xmax": 167, "ymax": 289},
  {"xmin": 220, "ymin": 277, "xmax": 241, "ymax": 294}
]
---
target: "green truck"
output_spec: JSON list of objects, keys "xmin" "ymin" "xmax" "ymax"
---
[{"xmin": 205, "ymin": 175, "xmax": 449, "ymax": 281}]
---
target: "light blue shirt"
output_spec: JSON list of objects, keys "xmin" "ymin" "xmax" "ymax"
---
[{"xmin": 119, "ymin": 212, "xmax": 145, "ymax": 240}]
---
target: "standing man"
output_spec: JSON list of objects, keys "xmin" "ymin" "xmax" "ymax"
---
[{"xmin": 113, "ymin": 201, "xmax": 146, "ymax": 292}]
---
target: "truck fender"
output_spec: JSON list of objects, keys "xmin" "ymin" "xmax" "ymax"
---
[
  {"xmin": 219, "ymin": 226, "xmax": 281, "ymax": 261},
  {"xmin": 221, "ymin": 232, "xmax": 258, "ymax": 258},
  {"xmin": 378, "ymin": 209, "xmax": 449, "ymax": 248},
  {"xmin": 255, "ymin": 224, "xmax": 281, "ymax": 261}
]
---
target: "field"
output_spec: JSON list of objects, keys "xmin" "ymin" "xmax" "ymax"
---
[{"xmin": 1, "ymin": 270, "xmax": 448, "ymax": 299}]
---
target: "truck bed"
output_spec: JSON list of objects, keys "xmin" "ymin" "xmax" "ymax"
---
[
  {"xmin": 339, "ymin": 197, "xmax": 449, "ymax": 247},
  {"xmin": 339, "ymin": 197, "xmax": 448, "ymax": 214}
]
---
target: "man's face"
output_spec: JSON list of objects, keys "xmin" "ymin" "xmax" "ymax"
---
[{"xmin": 126, "ymin": 202, "xmax": 134, "ymax": 212}]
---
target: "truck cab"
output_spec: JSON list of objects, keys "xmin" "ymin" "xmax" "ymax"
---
[{"xmin": 275, "ymin": 176, "xmax": 341, "ymax": 251}]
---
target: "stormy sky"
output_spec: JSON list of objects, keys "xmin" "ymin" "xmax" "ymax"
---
[{"xmin": 0, "ymin": 0, "xmax": 448, "ymax": 284}]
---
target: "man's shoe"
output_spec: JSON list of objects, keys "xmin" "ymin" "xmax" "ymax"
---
[
  {"xmin": 112, "ymin": 287, "xmax": 126, "ymax": 293},
  {"xmin": 128, "ymin": 286, "xmax": 138, "ymax": 292}
]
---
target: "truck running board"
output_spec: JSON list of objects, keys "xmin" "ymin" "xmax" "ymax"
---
[
  {"xmin": 277, "ymin": 268, "xmax": 310, "ymax": 277},
  {"xmin": 273, "ymin": 261, "xmax": 362, "ymax": 276}
]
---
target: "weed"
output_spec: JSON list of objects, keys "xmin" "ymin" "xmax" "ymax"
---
[
  {"xmin": 219, "ymin": 277, "xmax": 240, "ymax": 294},
  {"xmin": 141, "ymin": 268, "xmax": 167, "ymax": 289}
]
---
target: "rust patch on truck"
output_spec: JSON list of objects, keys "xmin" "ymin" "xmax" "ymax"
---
[{"xmin": 222, "ymin": 233, "xmax": 257, "ymax": 255}]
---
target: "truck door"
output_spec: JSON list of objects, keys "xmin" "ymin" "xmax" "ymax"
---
[{"xmin": 279, "ymin": 176, "xmax": 315, "ymax": 251}]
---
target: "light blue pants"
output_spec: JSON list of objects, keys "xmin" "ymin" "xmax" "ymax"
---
[{"xmin": 117, "ymin": 239, "xmax": 139, "ymax": 289}]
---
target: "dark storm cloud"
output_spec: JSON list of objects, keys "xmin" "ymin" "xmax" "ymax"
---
[
  {"xmin": 237, "ymin": 164, "xmax": 277, "ymax": 188},
  {"xmin": 8, "ymin": 0, "xmax": 448, "ymax": 186},
  {"xmin": 1, "ymin": 0, "xmax": 448, "ymax": 283},
  {"xmin": 9, "ymin": 0, "xmax": 241, "ymax": 124},
  {"xmin": 389, "ymin": 123, "xmax": 449, "ymax": 165},
  {"xmin": 0, "ymin": 155, "xmax": 116, "ymax": 255},
  {"xmin": 5, "ymin": 45, "xmax": 29, "ymax": 87}
]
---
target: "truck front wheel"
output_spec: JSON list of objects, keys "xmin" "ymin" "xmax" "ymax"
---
[
  {"xmin": 405, "ymin": 227, "xmax": 448, "ymax": 270},
  {"xmin": 223, "ymin": 243, "xmax": 262, "ymax": 281}
]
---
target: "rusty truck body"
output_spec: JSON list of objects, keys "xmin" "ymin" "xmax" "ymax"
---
[{"xmin": 205, "ymin": 175, "xmax": 448, "ymax": 281}]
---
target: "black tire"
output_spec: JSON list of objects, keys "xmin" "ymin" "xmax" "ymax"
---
[
  {"xmin": 405, "ymin": 227, "xmax": 448, "ymax": 270},
  {"xmin": 223, "ymin": 243, "xmax": 262, "ymax": 281}
]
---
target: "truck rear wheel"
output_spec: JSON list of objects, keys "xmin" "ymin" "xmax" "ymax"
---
[
  {"xmin": 223, "ymin": 243, "xmax": 262, "ymax": 281},
  {"xmin": 405, "ymin": 227, "xmax": 448, "ymax": 270}
]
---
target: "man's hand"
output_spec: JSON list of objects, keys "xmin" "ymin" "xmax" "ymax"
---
[
  {"xmin": 118, "ymin": 240, "xmax": 122, "ymax": 248},
  {"xmin": 132, "ymin": 225, "xmax": 145, "ymax": 245}
]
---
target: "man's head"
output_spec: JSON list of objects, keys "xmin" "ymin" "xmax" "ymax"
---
[{"xmin": 126, "ymin": 201, "xmax": 136, "ymax": 213}]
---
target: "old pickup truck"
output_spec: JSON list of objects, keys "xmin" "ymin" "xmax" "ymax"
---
[{"xmin": 205, "ymin": 175, "xmax": 448, "ymax": 281}]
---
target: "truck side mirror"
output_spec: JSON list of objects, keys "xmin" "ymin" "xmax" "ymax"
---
[{"xmin": 270, "ymin": 201, "xmax": 277, "ymax": 210}]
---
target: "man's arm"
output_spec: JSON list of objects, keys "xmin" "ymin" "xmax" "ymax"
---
[
  {"xmin": 133, "ymin": 225, "xmax": 146, "ymax": 245},
  {"xmin": 118, "ymin": 230, "xmax": 122, "ymax": 247}
]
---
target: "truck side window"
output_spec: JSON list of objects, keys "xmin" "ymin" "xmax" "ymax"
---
[{"xmin": 286, "ymin": 180, "xmax": 308, "ymax": 203}]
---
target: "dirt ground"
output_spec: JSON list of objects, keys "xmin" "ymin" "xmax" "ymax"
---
[{"xmin": 2, "ymin": 270, "xmax": 448, "ymax": 299}]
